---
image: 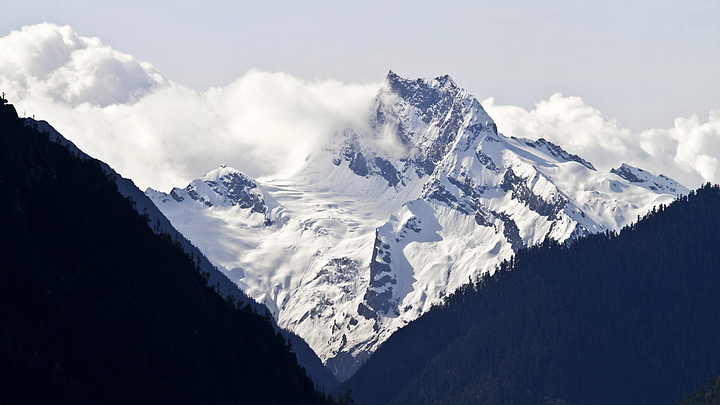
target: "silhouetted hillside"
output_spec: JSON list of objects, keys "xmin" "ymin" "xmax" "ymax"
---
[
  {"xmin": 342, "ymin": 183, "xmax": 720, "ymax": 405},
  {"xmin": 0, "ymin": 100, "xmax": 336, "ymax": 404},
  {"xmin": 25, "ymin": 115, "xmax": 339, "ymax": 393},
  {"xmin": 679, "ymin": 374, "xmax": 720, "ymax": 405}
]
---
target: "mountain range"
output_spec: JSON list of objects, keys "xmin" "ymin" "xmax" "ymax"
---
[{"xmin": 147, "ymin": 72, "xmax": 688, "ymax": 379}]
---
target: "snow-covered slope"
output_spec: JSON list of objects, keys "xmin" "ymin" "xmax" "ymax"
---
[{"xmin": 147, "ymin": 72, "xmax": 689, "ymax": 380}]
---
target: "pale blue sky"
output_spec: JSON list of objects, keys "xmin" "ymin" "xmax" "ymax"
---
[{"xmin": 1, "ymin": 0, "xmax": 718, "ymax": 130}]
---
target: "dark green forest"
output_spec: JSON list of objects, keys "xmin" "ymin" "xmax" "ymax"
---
[
  {"xmin": 342, "ymin": 183, "xmax": 720, "ymax": 405},
  {"xmin": 0, "ymin": 101, "xmax": 345, "ymax": 404}
]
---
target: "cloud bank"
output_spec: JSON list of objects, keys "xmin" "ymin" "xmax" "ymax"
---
[
  {"xmin": 0, "ymin": 23, "xmax": 164, "ymax": 107},
  {"xmin": 1, "ymin": 23, "xmax": 718, "ymax": 192}
]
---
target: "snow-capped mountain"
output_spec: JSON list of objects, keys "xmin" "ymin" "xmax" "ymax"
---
[{"xmin": 147, "ymin": 72, "xmax": 688, "ymax": 380}]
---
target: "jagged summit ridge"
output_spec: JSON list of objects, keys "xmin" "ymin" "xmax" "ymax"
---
[
  {"xmin": 326, "ymin": 71, "xmax": 496, "ymax": 189},
  {"xmin": 523, "ymin": 137, "xmax": 596, "ymax": 170},
  {"xmin": 384, "ymin": 70, "xmax": 467, "ymax": 127},
  {"xmin": 147, "ymin": 72, "xmax": 687, "ymax": 381}
]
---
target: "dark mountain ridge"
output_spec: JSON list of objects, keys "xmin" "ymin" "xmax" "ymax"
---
[
  {"xmin": 24, "ymin": 115, "xmax": 339, "ymax": 391},
  {"xmin": 679, "ymin": 374, "xmax": 720, "ymax": 405},
  {"xmin": 341, "ymin": 182, "xmax": 720, "ymax": 405},
  {"xmin": 0, "ymin": 100, "xmax": 337, "ymax": 404}
]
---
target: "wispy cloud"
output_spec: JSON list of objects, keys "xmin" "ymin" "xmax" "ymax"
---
[{"xmin": 1, "ymin": 23, "xmax": 718, "ymax": 192}]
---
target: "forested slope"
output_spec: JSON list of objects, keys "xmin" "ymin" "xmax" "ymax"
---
[{"xmin": 0, "ymin": 100, "xmax": 335, "ymax": 404}]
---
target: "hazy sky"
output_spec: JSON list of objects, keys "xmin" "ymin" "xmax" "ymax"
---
[
  {"xmin": 0, "ymin": 1, "xmax": 719, "ymax": 191},
  {"xmin": 3, "ymin": 1, "xmax": 718, "ymax": 130}
]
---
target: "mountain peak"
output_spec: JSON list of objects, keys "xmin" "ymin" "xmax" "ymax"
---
[
  {"xmin": 611, "ymin": 163, "xmax": 688, "ymax": 195},
  {"xmin": 434, "ymin": 73, "xmax": 456, "ymax": 88},
  {"xmin": 201, "ymin": 164, "xmax": 246, "ymax": 182},
  {"xmin": 148, "ymin": 166, "xmax": 268, "ymax": 214},
  {"xmin": 386, "ymin": 70, "xmax": 456, "ymax": 87},
  {"xmin": 383, "ymin": 71, "xmax": 463, "ymax": 104},
  {"xmin": 321, "ymin": 72, "xmax": 494, "ymax": 184}
]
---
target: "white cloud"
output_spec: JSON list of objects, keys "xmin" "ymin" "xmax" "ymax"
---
[
  {"xmin": 1, "ymin": 23, "xmax": 378, "ymax": 191},
  {"xmin": 483, "ymin": 95, "xmax": 720, "ymax": 189},
  {"xmin": 2, "ymin": 23, "xmax": 718, "ymax": 193},
  {"xmin": 0, "ymin": 22, "xmax": 164, "ymax": 107}
]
